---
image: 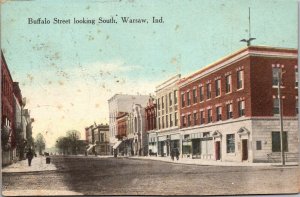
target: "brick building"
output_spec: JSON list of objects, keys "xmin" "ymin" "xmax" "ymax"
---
[
  {"xmin": 145, "ymin": 97, "xmax": 157, "ymax": 155},
  {"xmin": 85, "ymin": 123, "xmax": 110, "ymax": 155},
  {"xmin": 178, "ymin": 46, "xmax": 298, "ymax": 162},
  {"xmin": 1, "ymin": 51, "xmax": 16, "ymax": 165}
]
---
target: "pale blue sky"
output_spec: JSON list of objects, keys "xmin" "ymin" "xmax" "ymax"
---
[{"xmin": 1, "ymin": 0, "xmax": 297, "ymax": 147}]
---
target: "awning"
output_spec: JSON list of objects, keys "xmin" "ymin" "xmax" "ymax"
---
[
  {"xmin": 113, "ymin": 141, "xmax": 122, "ymax": 149},
  {"xmin": 87, "ymin": 144, "xmax": 96, "ymax": 152}
]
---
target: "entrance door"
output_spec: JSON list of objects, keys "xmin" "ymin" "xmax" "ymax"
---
[
  {"xmin": 242, "ymin": 139, "xmax": 248, "ymax": 161},
  {"xmin": 215, "ymin": 141, "xmax": 221, "ymax": 160}
]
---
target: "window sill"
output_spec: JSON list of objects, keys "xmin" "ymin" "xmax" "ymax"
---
[
  {"xmin": 236, "ymin": 88, "xmax": 244, "ymax": 92},
  {"xmin": 225, "ymin": 91, "xmax": 232, "ymax": 95},
  {"xmin": 226, "ymin": 153, "xmax": 236, "ymax": 156},
  {"xmin": 272, "ymin": 85, "xmax": 285, "ymax": 88},
  {"xmin": 215, "ymin": 95, "xmax": 221, "ymax": 98}
]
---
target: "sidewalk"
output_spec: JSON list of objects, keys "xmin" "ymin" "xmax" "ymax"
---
[
  {"xmin": 2, "ymin": 156, "xmax": 57, "ymax": 173},
  {"xmin": 129, "ymin": 155, "xmax": 298, "ymax": 167}
]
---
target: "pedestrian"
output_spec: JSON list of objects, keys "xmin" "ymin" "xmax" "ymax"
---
[
  {"xmin": 170, "ymin": 149, "xmax": 174, "ymax": 161},
  {"xmin": 26, "ymin": 148, "xmax": 34, "ymax": 166}
]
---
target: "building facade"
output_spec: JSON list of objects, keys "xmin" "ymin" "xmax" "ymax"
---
[
  {"xmin": 145, "ymin": 97, "xmax": 157, "ymax": 155},
  {"xmin": 1, "ymin": 51, "xmax": 15, "ymax": 166},
  {"xmin": 108, "ymin": 94, "xmax": 149, "ymax": 154},
  {"xmin": 150, "ymin": 74, "xmax": 181, "ymax": 157},
  {"xmin": 85, "ymin": 123, "xmax": 110, "ymax": 155},
  {"xmin": 178, "ymin": 46, "xmax": 298, "ymax": 162}
]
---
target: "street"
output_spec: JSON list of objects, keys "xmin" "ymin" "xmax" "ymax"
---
[{"xmin": 2, "ymin": 156, "xmax": 299, "ymax": 195}]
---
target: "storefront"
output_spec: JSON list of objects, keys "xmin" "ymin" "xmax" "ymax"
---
[{"xmin": 148, "ymin": 133, "xmax": 157, "ymax": 155}]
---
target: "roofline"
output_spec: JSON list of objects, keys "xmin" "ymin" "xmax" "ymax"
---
[
  {"xmin": 179, "ymin": 45, "xmax": 297, "ymax": 87},
  {"xmin": 1, "ymin": 50, "xmax": 14, "ymax": 83}
]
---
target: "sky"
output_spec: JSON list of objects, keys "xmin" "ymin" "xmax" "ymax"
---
[{"xmin": 1, "ymin": 0, "xmax": 297, "ymax": 147}]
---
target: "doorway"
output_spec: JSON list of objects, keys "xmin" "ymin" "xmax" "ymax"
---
[
  {"xmin": 242, "ymin": 139, "xmax": 248, "ymax": 161},
  {"xmin": 215, "ymin": 141, "xmax": 221, "ymax": 160}
]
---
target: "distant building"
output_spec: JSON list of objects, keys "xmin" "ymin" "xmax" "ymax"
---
[
  {"xmin": 154, "ymin": 75, "xmax": 181, "ymax": 157},
  {"xmin": 145, "ymin": 96, "xmax": 157, "ymax": 155},
  {"xmin": 85, "ymin": 123, "xmax": 110, "ymax": 155},
  {"xmin": 108, "ymin": 94, "xmax": 149, "ymax": 154}
]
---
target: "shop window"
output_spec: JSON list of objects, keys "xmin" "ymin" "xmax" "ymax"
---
[
  {"xmin": 226, "ymin": 134, "xmax": 235, "ymax": 153},
  {"xmin": 272, "ymin": 131, "xmax": 288, "ymax": 152}
]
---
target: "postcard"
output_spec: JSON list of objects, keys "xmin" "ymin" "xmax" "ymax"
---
[{"xmin": 1, "ymin": 0, "xmax": 299, "ymax": 196}]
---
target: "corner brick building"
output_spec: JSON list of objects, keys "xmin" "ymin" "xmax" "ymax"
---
[{"xmin": 178, "ymin": 46, "xmax": 298, "ymax": 162}]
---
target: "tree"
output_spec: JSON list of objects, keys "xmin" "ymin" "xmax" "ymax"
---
[
  {"xmin": 35, "ymin": 133, "xmax": 46, "ymax": 155},
  {"xmin": 55, "ymin": 136, "xmax": 70, "ymax": 155},
  {"xmin": 66, "ymin": 130, "xmax": 81, "ymax": 155}
]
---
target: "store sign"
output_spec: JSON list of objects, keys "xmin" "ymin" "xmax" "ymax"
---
[{"xmin": 170, "ymin": 134, "xmax": 180, "ymax": 140}]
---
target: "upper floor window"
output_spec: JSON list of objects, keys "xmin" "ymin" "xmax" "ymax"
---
[
  {"xmin": 162, "ymin": 116, "xmax": 165, "ymax": 128},
  {"xmin": 216, "ymin": 106, "xmax": 222, "ymax": 121},
  {"xmin": 175, "ymin": 112, "xmax": 178, "ymax": 126},
  {"xmin": 174, "ymin": 90, "xmax": 178, "ymax": 104},
  {"xmin": 192, "ymin": 89, "xmax": 197, "ymax": 104},
  {"xmin": 181, "ymin": 94, "xmax": 185, "ymax": 108},
  {"xmin": 193, "ymin": 112, "xmax": 197, "ymax": 125},
  {"xmin": 296, "ymin": 99, "xmax": 298, "ymax": 115},
  {"xmin": 273, "ymin": 98, "xmax": 279, "ymax": 115},
  {"xmin": 170, "ymin": 114, "xmax": 173, "ymax": 127},
  {"xmin": 226, "ymin": 103, "xmax": 233, "ymax": 119},
  {"xmin": 199, "ymin": 86, "xmax": 204, "ymax": 102},
  {"xmin": 158, "ymin": 117, "xmax": 161, "ymax": 129},
  {"xmin": 200, "ymin": 111, "xmax": 205, "ymax": 124},
  {"xmin": 207, "ymin": 109, "xmax": 212, "ymax": 123},
  {"xmin": 157, "ymin": 99, "xmax": 160, "ymax": 110},
  {"xmin": 165, "ymin": 95, "xmax": 168, "ymax": 109},
  {"xmin": 215, "ymin": 79, "xmax": 221, "ymax": 97},
  {"xmin": 169, "ymin": 92, "xmax": 172, "ymax": 105},
  {"xmin": 162, "ymin": 96, "xmax": 165, "ymax": 109},
  {"xmin": 237, "ymin": 70, "xmax": 244, "ymax": 89},
  {"xmin": 187, "ymin": 92, "xmax": 191, "ymax": 106},
  {"xmin": 295, "ymin": 68, "xmax": 298, "ymax": 88},
  {"xmin": 206, "ymin": 83, "xmax": 212, "ymax": 99},
  {"xmin": 238, "ymin": 100, "xmax": 245, "ymax": 117},
  {"xmin": 272, "ymin": 67, "xmax": 280, "ymax": 86},
  {"xmin": 187, "ymin": 114, "xmax": 191, "ymax": 127},
  {"xmin": 225, "ymin": 75, "xmax": 232, "ymax": 93},
  {"xmin": 166, "ymin": 115, "xmax": 168, "ymax": 128},
  {"xmin": 181, "ymin": 116, "xmax": 186, "ymax": 127}
]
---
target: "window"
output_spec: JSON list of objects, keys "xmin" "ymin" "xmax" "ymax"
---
[
  {"xmin": 157, "ymin": 99, "xmax": 160, "ymax": 110},
  {"xmin": 215, "ymin": 79, "xmax": 221, "ymax": 97},
  {"xmin": 273, "ymin": 98, "xmax": 279, "ymax": 115},
  {"xmin": 175, "ymin": 112, "xmax": 178, "ymax": 126},
  {"xmin": 207, "ymin": 109, "xmax": 212, "ymax": 123},
  {"xmin": 296, "ymin": 99, "xmax": 298, "ymax": 115},
  {"xmin": 199, "ymin": 86, "xmax": 204, "ymax": 102},
  {"xmin": 225, "ymin": 75, "xmax": 232, "ymax": 93},
  {"xmin": 272, "ymin": 131, "xmax": 288, "ymax": 152},
  {"xmin": 170, "ymin": 114, "xmax": 173, "ymax": 127},
  {"xmin": 166, "ymin": 115, "xmax": 168, "ymax": 128},
  {"xmin": 187, "ymin": 92, "xmax": 191, "ymax": 106},
  {"xmin": 226, "ymin": 103, "xmax": 233, "ymax": 119},
  {"xmin": 256, "ymin": 141, "xmax": 262, "ymax": 150},
  {"xmin": 200, "ymin": 111, "xmax": 205, "ymax": 124},
  {"xmin": 272, "ymin": 67, "xmax": 280, "ymax": 86},
  {"xmin": 181, "ymin": 116, "xmax": 186, "ymax": 127},
  {"xmin": 158, "ymin": 117, "xmax": 161, "ymax": 129},
  {"xmin": 181, "ymin": 94, "xmax": 185, "ymax": 108},
  {"xmin": 193, "ymin": 112, "xmax": 197, "ymax": 125},
  {"xmin": 206, "ymin": 83, "xmax": 211, "ymax": 99},
  {"xmin": 162, "ymin": 96, "xmax": 164, "ymax": 109},
  {"xmin": 296, "ymin": 68, "xmax": 298, "ymax": 87},
  {"xmin": 216, "ymin": 106, "xmax": 222, "ymax": 121},
  {"xmin": 238, "ymin": 100, "xmax": 245, "ymax": 117},
  {"xmin": 237, "ymin": 70, "xmax": 244, "ymax": 89},
  {"xmin": 169, "ymin": 92, "xmax": 172, "ymax": 105},
  {"xmin": 226, "ymin": 134, "xmax": 235, "ymax": 153},
  {"xmin": 162, "ymin": 117, "xmax": 164, "ymax": 129},
  {"xmin": 165, "ymin": 95, "xmax": 168, "ymax": 110},
  {"xmin": 193, "ymin": 89, "xmax": 197, "ymax": 103},
  {"xmin": 187, "ymin": 114, "xmax": 191, "ymax": 127},
  {"xmin": 174, "ymin": 90, "xmax": 178, "ymax": 104}
]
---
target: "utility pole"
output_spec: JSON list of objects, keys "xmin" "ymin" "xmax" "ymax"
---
[
  {"xmin": 277, "ymin": 68, "xmax": 285, "ymax": 166},
  {"xmin": 240, "ymin": 7, "xmax": 256, "ymax": 46}
]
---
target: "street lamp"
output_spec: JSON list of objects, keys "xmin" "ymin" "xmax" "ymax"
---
[{"xmin": 277, "ymin": 68, "xmax": 285, "ymax": 166}]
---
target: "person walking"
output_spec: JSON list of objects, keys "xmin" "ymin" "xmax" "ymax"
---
[{"xmin": 26, "ymin": 148, "xmax": 34, "ymax": 166}]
